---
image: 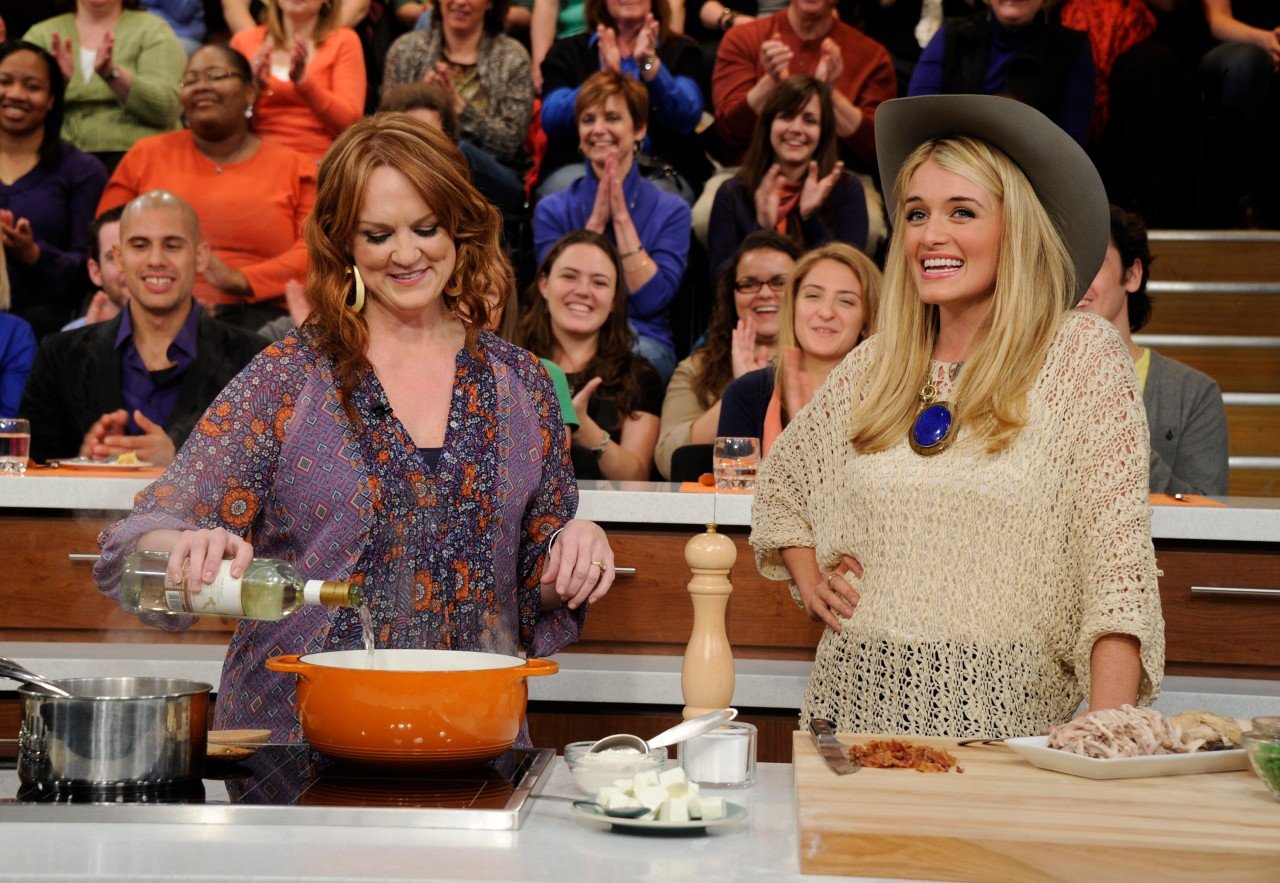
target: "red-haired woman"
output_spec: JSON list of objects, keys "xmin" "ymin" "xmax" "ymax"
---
[{"xmin": 93, "ymin": 114, "xmax": 614, "ymax": 741}]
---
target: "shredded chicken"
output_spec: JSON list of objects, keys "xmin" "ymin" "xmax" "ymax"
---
[
  {"xmin": 847, "ymin": 739, "xmax": 963, "ymax": 772},
  {"xmin": 1047, "ymin": 705, "xmax": 1205, "ymax": 758}
]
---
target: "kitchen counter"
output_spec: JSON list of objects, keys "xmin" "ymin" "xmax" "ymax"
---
[
  {"xmin": 4, "ymin": 476, "xmax": 1280, "ymax": 542},
  {"xmin": 4, "ymin": 642, "xmax": 1279, "ymax": 722},
  {"xmin": 0, "ymin": 759, "xmax": 865, "ymax": 883}
]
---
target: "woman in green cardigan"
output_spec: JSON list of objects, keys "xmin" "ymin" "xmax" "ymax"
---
[{"xmin": 25, "ymin": 0, "xmax": 184, "ymax": 172}]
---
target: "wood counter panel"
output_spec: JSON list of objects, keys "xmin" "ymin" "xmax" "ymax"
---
[
  {"xmin": 572, "ymin": 529, "xmax": 824, "ymax": 659},
  {"xmin": 0, "ymin": 512, "xmax": 232, "ymax": 643}
]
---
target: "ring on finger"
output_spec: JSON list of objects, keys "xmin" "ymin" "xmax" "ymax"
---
[{"xmin": 591, "ymin": 560, "xmax": 608, "ymax": 573}]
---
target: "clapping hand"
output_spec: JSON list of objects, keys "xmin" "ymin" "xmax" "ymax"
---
[
  {"xmin": 0, "ymin": 209, "xmax": 40, "ymax": 265},
  {"xmin": 814, "ymin": 37, "xmax": 843, "ymax": 84},
  {"xmin": 730, "ymin": 316, "xmax": 768, "ymax": 378},
  {"xmin": 570, "ymin": 376, "xmax": 604, "ymax": 428},
  {"xmin": 633, "ymin": 15, "xmax": 661, "ymax": 80},
  {"xmin": 249, "ymin": 44, "xmax": 272, "ymax": 89},
  {"xmin": 585, "ymin": 158, "xmax": 615, "ymax": 232},
  {"xmin": 203, "ymin": 252, "xmax": 250, "ymax": 298},
  {"xmin": 607, "ymin": 163, "xmax": 634, "ymax": 229},
  {"xmin": 798, "ymin": 160, "xmax": 844, "ymax": 220},
  {"xmin": 424, "ymin": 62, "xmax": 466, "ymax": 114},
  {"xmin": 92, "ymin": 31, "xmax": 116, "ymax": 82},
  {"xmin": 84, "ymin": 291, "xmax": 122, "ymax": 325},
  {"xmin": 598, "ymin": 25, "xmax": 623, "ymax": 73},
  {"xmin": 49, "ymin": 32, "xmax": 74, "ymax": 83},
  {"xmin": 288, "ymin": 36, "xmax": 309, "ymax": 84},
  {"xmin": 781, "ymin": 345, "xmax": 816, "ymax": 419},
  {"xmin": 753, "ymin": 163, "xmax": 784, "ymax": 230},
  {"xmin": 540, "ymin": 518, "xmax": 615, "ymax": 610},
  {"xmin": 759, "ymin": 29, "xmax": 792, "ymax": 82}
]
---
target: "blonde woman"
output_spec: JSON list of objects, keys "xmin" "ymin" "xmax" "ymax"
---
[
  {"xmin": 750, "ymin": 94, "xmax": 1164, "ymax": 740},
  {"xmin": 717, "ymin": 242, "xmax": 879, "ymax": 457},
  {"xmin": 230, "ymin": 0, "xmax": 367, "ymax": 163}
]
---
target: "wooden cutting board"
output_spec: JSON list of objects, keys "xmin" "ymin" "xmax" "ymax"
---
[{"xmin": 793, "ymin": 732, "xmax": 1280, "ymax": 881}]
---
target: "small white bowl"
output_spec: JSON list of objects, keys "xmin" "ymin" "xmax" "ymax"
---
[{"xmin": 563, "ymin": 740, "xmax": 667, "ymax": 795}]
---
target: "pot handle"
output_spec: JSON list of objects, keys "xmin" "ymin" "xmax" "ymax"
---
[
  {"xmin": 265, "ymin": 654, "xmax": 308, "ymax": 675},
  {"xmin": 516, "ymin": 657, "xmax": 559, "ymax": 679}
]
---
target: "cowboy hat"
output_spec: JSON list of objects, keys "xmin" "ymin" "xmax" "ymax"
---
[{"xmin": 875, "ymin": 94, "xmax": 1109, "ymax": 305}]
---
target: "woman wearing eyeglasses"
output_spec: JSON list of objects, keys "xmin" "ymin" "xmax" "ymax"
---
[
  {"xmin": 706, "ymin": 76, "xmax": 870, "ymax": 286},
  {"xmin": 98, "ymin": 45, "xmax": 317, "ymax": 331},
  {"xmin": 654, "ymin": 230, "xmax": 797, "ymax": 479},
  {"xmin": 717, "ymin": 242, "xmax": 879, "ymax": 456}
]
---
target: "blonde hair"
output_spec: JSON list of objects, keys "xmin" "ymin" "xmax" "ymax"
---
[
  {"xmin": 303, "ymin": 113, "xmax": 512, "ymax": 427},
  {"xmin": 776, "ymin": 243, "xmax": 882, "ymax": 422},
  {"xmin": 848, "ymin": 136, "xmax": 1074, "ymax": 454},
  {"xmin": 266, "ymin": 0, "xmax": 343, "ymax": 48}
]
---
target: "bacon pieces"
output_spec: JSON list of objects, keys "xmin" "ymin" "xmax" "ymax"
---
[{"xmin": 846, "ymin": 739, "xmax": 963, "ymax": 773}]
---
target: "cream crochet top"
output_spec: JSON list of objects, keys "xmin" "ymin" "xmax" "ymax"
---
[{"xmin": 750, "ymin": 312, "xmax": 1165, "ymax": 739}]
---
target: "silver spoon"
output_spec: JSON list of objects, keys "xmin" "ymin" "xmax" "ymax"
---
[
  {"xmin": 0, "ymin": 656, "xmax": 74, "ymax": 698},
  {"xmin": 588, "ymin": 707, "xmax": 738, "ymax": 754},
  {"xmin": 530, "ymin": 793, "xmax": 651, "ymax": 819}
]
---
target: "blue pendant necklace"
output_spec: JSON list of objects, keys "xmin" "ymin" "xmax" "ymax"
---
[{"xmin": 909, "ymin": 365, "xmax": 960, "ymax": 456}]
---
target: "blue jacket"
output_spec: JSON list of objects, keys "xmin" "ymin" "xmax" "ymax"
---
[
  {"xmin": 0, "ymin": 313, "xmax": 37, "ymax": 417},
  {"xmin": 533, "ymin": 163, "xmax": 690, "ymax": 352}
]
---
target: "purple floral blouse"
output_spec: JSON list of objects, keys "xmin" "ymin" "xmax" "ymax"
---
[{"xmin": 95, "ymin": 329, "xmax": 582, "ymax": 740}]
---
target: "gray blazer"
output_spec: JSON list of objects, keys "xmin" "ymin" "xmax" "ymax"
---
[{"xmin": 1143, "ymin": 349, "xmax": 1229, "ymax": 495}]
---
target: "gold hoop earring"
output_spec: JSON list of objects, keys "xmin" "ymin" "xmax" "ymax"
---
[{"xmin": 346, "ymin": 265, "xmax": 366, "ymax": 313}]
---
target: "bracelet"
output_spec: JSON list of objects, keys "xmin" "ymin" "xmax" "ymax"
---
[
  {"xmin": 591, "ymin": 431, "xmax": 611, "ymax": 458},
  {"xmin": 718, "ymin": 8, "xmax": 737, "ymax": 30},
  {"xmin": 619, "ymin": 246, "xmax": 645, "ymax": 260}
]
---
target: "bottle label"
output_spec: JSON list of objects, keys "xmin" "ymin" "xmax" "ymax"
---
[{"xmin": 183, "ymin": 564, "xmax": 246, "ymax": 617}]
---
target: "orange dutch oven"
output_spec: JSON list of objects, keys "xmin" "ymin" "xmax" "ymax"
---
[{"xmin": 266, "ymin": 648, "xmax": 558, "ymax": 769}]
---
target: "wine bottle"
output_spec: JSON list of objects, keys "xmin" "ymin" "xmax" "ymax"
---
[{"xmin": 121, "ymin": 550, "xmax": 363, "ymax": 621}]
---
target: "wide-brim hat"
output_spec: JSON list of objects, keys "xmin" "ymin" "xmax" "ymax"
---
[{"xmin": 875, "ymin": 94, "xmax": 1109, "ymax": 305}]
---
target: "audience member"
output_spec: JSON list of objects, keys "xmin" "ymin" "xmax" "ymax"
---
[
  {"xmin": 230, "ymin": 0, "xmax": 367, "ymax": 163},
  {"xmin": 1076, "ymin": 205, "xmax": 1229, "ymax": 495},
  {"xmin": 383, "ymin": 0, "xmax": 532, "ymax": 212},
  {"xmin": 686, "ymin": 0, "xmax": 761, "ymax": 82},
  {"xmin": 531, "ymin": 0, "xmax": 588, "ymax": 92},
  {"xmin": 1059, "ymin": 0, "xmax": 1182, "ymax": 227},
  {"xmin": 534, "ymin": 70, "xmax": 690, "ymax": 382},
  {"xmin": 711, "ymin": 0, "xmax": 896, "ymax": 170},
  {"xmin": 379, "ymin": 83, "xmax": 525, "ymax": 214},
  {"xmin": 655, "ymin": 230, "xmax": 798, "ymax": 478},
  {"xmin": 63, "ymin": 204, "xmax": 126, "ymax": 330},
  {"xmin": 24, "ymin": 0, "xmax": 184, "ymax": 172},
  {"xmin": 540, "ymin": 0, "xmax": 708, "ymax": 200},
  {"xmin": 908, "ymin": 0, "xmax": 1095, "ymax": 145},
  {"xmin": 1199, "ymin": 0, "xmax": 1277, "ymax": 226},
  {"xmin": 708, "ymin": 75, "xmax": 868, "ymax": 285},
  {"xmin": 0, "ymin": 253, "xmax": 37, "ymax": 417},
  {"xmin": 139, "ymin": 0, "xmax": 206, "ymax": 55},
  {"xmin": 518, "ymin": 230, "xmax": 663, "ymax": 481},
  {"xmin": 99, "ymin": 45, "xmax": 316, "ymax": 330},
  {"xmin": 0, "ymin": 40, "xmax": 107, "ymax": 339},
  {"xmin": 20, "ymin": 191, "xmax": 267, "ymax": 466},
  {"xmin": 718, "ymin": 241, "xmax": 878, "ymax": 451}
]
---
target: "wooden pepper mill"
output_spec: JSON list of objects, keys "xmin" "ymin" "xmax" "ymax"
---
[{"xmin": 681, "ymin": 523, "xmax": 737, "ymax": 720}]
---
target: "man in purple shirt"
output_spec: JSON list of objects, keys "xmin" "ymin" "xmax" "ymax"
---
[{"xmin": 19, "ymin": 191, "xmax": 267, "ymax": 465}]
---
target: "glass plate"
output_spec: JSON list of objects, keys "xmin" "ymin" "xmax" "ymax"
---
[
  {"xmin": 1004, "ymin": 736, "xmax": 1249, "ymax": 779},
  {"xmin": 570, "ymin": 801, "xmax": 747, "ymax": 831}
]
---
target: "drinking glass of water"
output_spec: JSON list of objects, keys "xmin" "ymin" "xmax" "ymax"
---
[
  {"xmin": 713, "ymin": 437, "xmax": 760, "ymax": 490},
  {"xmin": 0, "ymin": 417, "xmax": 30, "ymax": 475}
]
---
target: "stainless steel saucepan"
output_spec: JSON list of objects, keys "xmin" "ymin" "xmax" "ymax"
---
[{"xmin": 17, "ymin": 676, "xmax": 212, "ymax": 789}]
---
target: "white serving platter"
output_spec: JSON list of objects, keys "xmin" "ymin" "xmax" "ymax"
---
[
  {"xmin": 570, "ymin": 801, "xmax": 747, "ymax": 831},
  {"xmin": 1004, "ymin": 735, "xmax": 1249, "ymax": 780}
]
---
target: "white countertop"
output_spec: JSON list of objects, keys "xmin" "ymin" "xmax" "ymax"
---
[
  {"xmin": 0, "ymin": 760, "xmax": 868, "ymax": 883},
  {"xmin": 4, "ymin": 643, "xmax": 1278, "ymax": 722},
  {"xmin": 3, "ymin": 476, "xmax": 1279, "ymax": 542}
]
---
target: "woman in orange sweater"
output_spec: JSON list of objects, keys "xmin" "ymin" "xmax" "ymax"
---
[
  {"xmin": 100, "ymin": 45, "xmax": 316, "ymax": 330},
  {"xmin": 230, "ymin": 0, "xmax": 367, "ymax": 163}
]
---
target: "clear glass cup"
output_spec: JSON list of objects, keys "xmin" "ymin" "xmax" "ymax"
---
[
  {"xmin": 0, "ymin": 417, "xmax": 30, "ymax": 475},
  {"xmin": 713, "ymin": 437, "xmax": 760, "ymax": 490},
  {"xmin": 678, "ymin": 722, "xmax": 757, "ymax": 788}
]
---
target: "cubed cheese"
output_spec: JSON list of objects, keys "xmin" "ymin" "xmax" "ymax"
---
[
  {"xmin": 632, "ymin": 770, "xmax": 660, "ymax": 789},
  {"xmin": 634, "ymin": 785, "xmax": 668, "ymax": 812},
  {"xmin": 595, "ymin": 786, "xmax": 623, "ymax": 805},
  {"xmin": 658, "ymin": 767, "xmax": 687, "ymax": 790},
  {"xmin": 612, "ymin": 778, "xmax": 635, "ymax": 794},
  {"xmin": 607, "ymin": 793, "xmax": 641, "ymax": 810},
  {"xmin": 698, "ymin": 796, "xmax": 726, "ymax": 821},
  {"xmin": 659, "ymin": 796, "xmax": 690, "ymax": 822}
]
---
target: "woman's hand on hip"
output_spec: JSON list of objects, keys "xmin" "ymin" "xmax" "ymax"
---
[
  {"xmin": 799, "ymin": 555, "xmax": 862, "ymax": 632},
  {"xmin": 166, "ymin": 528, "xmax": 255, "ymax": 596},
  {"xmin": 540, "ymin": 519, "xmax": 616, "ymax": 610}
]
